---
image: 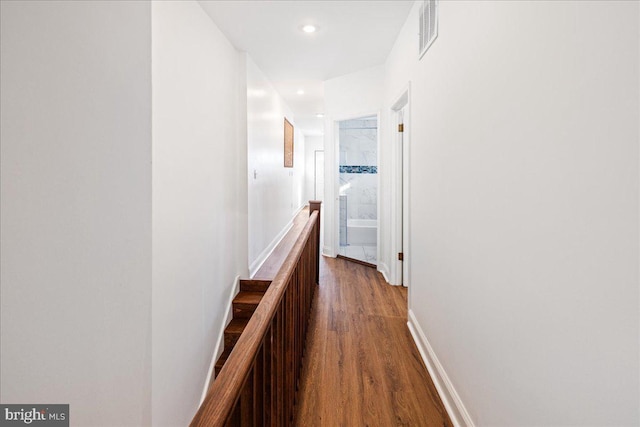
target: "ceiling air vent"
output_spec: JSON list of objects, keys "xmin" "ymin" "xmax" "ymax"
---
[{"xmin": 419, "ymin": 0, "xmax": 438, "ymax": 59}]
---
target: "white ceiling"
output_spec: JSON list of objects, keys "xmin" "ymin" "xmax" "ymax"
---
[{"xmin": 199, "ymin": 1, "xmax": 414, "ymax": 136}]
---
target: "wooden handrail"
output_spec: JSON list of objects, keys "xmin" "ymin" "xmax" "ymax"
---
[{"xmin": 191, "ymin": 202, "xmax": 321, "ymax": 426}]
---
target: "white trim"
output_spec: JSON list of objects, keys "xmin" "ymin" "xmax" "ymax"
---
[
  {"xmin": 374, "ymin": 112, "xmax": 382, "ymax": 274},
  {"xmin": 407, "ymin": 310, "xmax": 475, "ymax": 427},
  {"xmin": 292, "ymin": 202, "xmax": 306, "ymax": 218},
  {"xmin": 390, "ymin": 84, "xmax": 411, "ymax": 288},
  {"xmin": 200, "ymin": 275, "xmax": 241, "ymax": 405},
  {"xmin": 249, "ymin": 203, "xmax": 305, "ymax": 277},
  {"xmin": 378, "ymin": 261, "xmax": 391, "ymax": 284},
  {"xmin": 402, "ymin": 90, "xmax": 411, "ymax": 293}
]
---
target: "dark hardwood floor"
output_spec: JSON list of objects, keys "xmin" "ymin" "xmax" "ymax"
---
[{"xmin": 295, "ymin": 256, "xmax": 452, "ymax": 427}]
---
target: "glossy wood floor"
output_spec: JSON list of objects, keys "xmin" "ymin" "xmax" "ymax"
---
[{"xmin": 295, "ymin": 256, "xmax": 452, "ymax": 427}]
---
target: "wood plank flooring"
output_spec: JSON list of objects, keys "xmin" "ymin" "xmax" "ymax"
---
[{"xmin": 295, "ymin": 256, "xmax": 452, "ymax": 427}]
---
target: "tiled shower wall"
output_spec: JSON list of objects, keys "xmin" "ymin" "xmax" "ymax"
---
[{"xmin": 339, "ymin": 117, "xmax": 377, "ymax": 221}]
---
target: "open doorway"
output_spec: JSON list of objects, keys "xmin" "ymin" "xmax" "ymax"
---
[{"xmin": 337, "ymin": 115, "xmax": 378, "ymax": 266}]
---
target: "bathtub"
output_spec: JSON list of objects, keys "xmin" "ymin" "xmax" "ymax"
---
[{"xmin": 346, "ymin": 219, "xmax": 377, "ymax": 245}]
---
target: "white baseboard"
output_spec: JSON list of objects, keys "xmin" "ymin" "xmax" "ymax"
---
[
  {"xmin": 295, "ymin": 203, "xmax": 306, "ymax": 215},
  {"xmin": 322, "ymin": 245, "xmax": 334, "ymax": 258},
  {"xmin": 249, "ymin": 222, "xmax": 294, "ymax": 278},
  {"xmin": 407, "ymin": 310, "xmax": 474, "ymax": 427},
  {"xmin": 378, "ymin": 261, "xmax": 391, "ymax": 284},
  {"xmin": 248, "ymin": 204, "xmax": 307, "ymax": 277},
  {"xmin": 249, "ymin": 204, "xmax": 308, "ymax": 278},
  {"xmin": 199, "ymin": 275, "xmax": 241, "ymax": 405}
]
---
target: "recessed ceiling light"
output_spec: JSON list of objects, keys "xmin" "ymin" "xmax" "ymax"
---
[
  {"xmin": 316, "ymin": 113, "xmax": 324, "ymax": 118},
  {"xmin": 296, "ymin": 89, "xmax": 305, "ymax": 95},
  {"xmin": 302, "ymin": 24, "xmax": 317, "ymax": 33}
]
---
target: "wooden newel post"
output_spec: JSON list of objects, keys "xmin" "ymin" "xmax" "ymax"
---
[{"xmin": 309, "ymin": 200, "xmax": 321, "ymax": 284}]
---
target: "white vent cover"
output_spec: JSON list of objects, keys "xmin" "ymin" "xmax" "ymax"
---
[{"xmin": 419, "ymin": 0, "xmax": 438, "ymax": 59}]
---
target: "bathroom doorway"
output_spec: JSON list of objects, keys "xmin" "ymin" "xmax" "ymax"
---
[{"xmin": 337, "ymin": 115, "xmax": 378, "ymax": 266}]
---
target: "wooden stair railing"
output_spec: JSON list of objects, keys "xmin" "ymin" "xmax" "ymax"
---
[{"xmin": 192, "ymin": 201, "xmax": 321, "ymax": 426}]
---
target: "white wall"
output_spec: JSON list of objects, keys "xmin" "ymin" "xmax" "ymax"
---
[
  {"xmin": 304, "ymin": 135, "xmax": 324, "ymax": 203},
  {"xmin": 247, "ymin": 56, "xmax": 306, "ymax": 275},
  {"xmin": 385, "ymin": 1, "xmax": 640, "ymax": 425},
  {"xmin": 0, "ymin": 1, "xmax": 152, "ymax": 426},
  {"xmin": 151, "ymin": 2, "xmax": 248, "ymax": 426},
  {"xmin": 323, "ymin": 66, "xmax": 384, "ymax": 259}
]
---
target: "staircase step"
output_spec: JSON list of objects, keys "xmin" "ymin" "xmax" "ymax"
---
[
  {"xmin": 233, "ymin": 291, "xmax": 264, "ymax": 318},
  {"xmin": 224, "ymin": 317, "xmax": 249, "ymax": 349},
  {"xmin": 213, "ymin": 290, "xmax": 266, "ymax": 382},
  {"xmin": 214, "ymin": 346, "xmax": 233, "ymax": 377},
  {"xmin": 240, "ymin": 279, "xmax": 272, "ymax": 292}
]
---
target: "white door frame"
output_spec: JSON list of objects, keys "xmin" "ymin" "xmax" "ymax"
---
[{"xmin": 391, "ymin": 84, "xmax": 411, "ymax": 289}]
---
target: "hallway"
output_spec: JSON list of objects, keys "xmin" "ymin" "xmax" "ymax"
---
[
  {"xmin": 295, "ymin": 257, "xmax": 451, "ymax": 426},
  {"xmin": 1, "ymin": 1, "xmax": 638, "ymax": 425}
]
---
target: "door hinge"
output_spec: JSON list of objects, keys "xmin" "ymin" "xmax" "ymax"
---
[
  {"xmin": 398, "ymin": 123, "xmax": 404, "ymax": 133},
  {"xmin": 398, "ymin": 252, "xmax": 404, "ymax": 261}
]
